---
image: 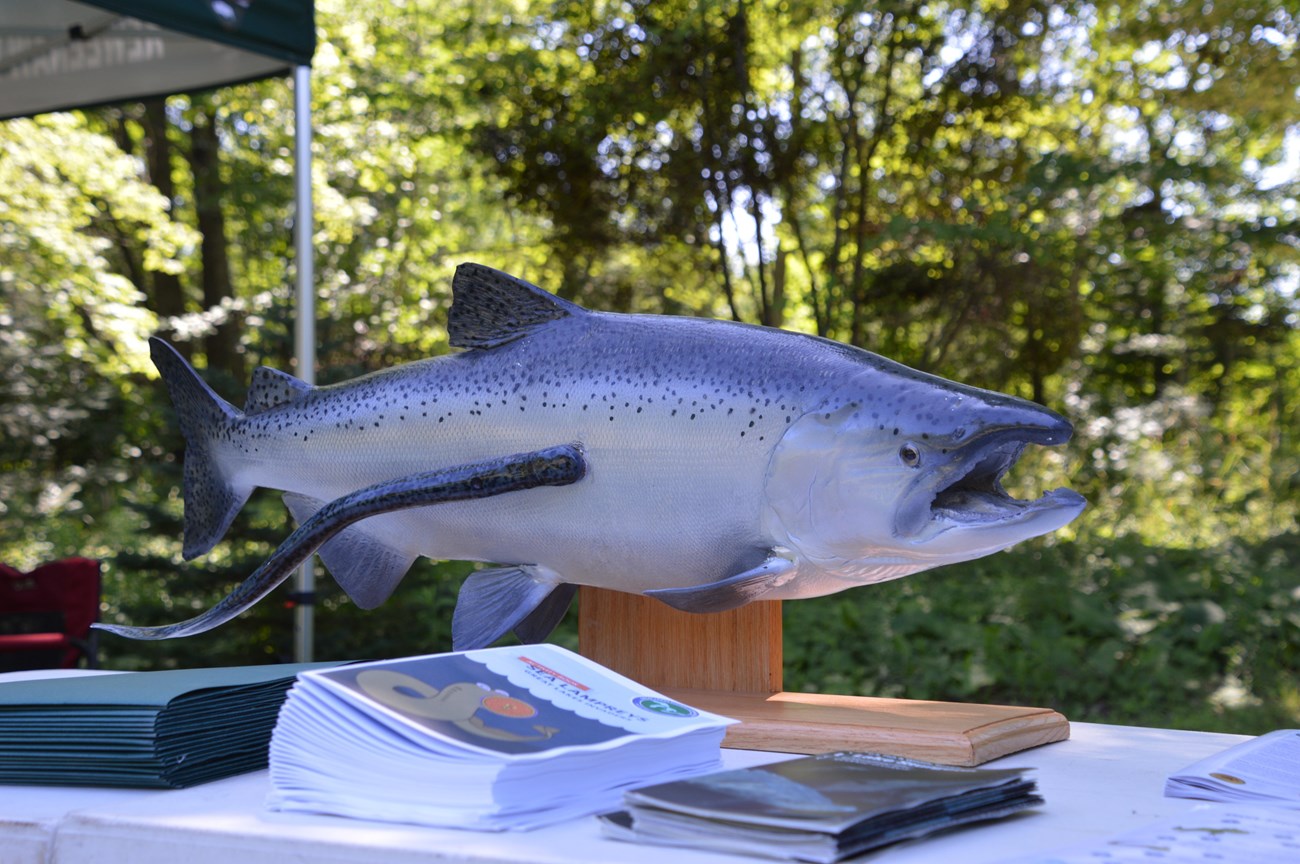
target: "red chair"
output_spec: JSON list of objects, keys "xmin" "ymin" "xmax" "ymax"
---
[{"xmin": 0, "ymin": 558, "xmax": 101, "ymax": 671}]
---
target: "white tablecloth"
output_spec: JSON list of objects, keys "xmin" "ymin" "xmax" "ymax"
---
[{"xmin": 0, "ymin": 722, "xmax": 1252, "ymax": 864}]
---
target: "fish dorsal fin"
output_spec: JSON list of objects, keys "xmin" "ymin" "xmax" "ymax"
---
[
  {"xmin": 245, "ymin": 366, "xmax": 313, "ymax": 414},
  {"xmin": 449, "ymin": 263, "xmax": 583, "ymax": 349}
]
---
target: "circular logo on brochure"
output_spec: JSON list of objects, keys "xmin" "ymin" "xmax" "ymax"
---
[
  {"xmin": 633, "ymin": 696, "xmax": 699, "ymax": 718},
  {"xmin": 1209, "ymin": 772, "xmax": 1246, "ymax": 785}
]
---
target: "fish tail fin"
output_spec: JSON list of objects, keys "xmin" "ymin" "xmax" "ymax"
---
[{"xmin": 149, "ymin": 337, "xmax": 252, "ymax": 560}]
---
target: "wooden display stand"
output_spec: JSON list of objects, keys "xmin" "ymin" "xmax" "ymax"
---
[{"xmin": 578, "ymin": 588, "xmax": 1069, "ymax": 767}]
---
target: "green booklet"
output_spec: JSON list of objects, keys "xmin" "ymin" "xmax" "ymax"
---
[
  {"xmin": 601, "ymin": 750, "xmax": 1042, "ymax": 863},
  {"xmin": 0, "ymin": 663, "xmax": 336, "ymax": 788}
]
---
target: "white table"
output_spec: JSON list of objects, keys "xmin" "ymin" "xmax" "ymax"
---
[{"xmin": 0, "ymin": 722, "xmax": 1251, "ymax": 864}]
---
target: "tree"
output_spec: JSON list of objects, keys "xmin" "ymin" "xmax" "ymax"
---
[{"xmin": 0, "ymin": 115, "xmax": 196, "ymax": 565}]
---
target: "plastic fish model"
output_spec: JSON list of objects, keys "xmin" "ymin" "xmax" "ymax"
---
[{"xmin": 98, "ymin": 263, "xmax": 1085, "ymax": 650}]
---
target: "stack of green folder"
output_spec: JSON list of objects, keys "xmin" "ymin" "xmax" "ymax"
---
[{"xmin": 0, "ymin": 663, "xmax": 335, "ymax": 788}]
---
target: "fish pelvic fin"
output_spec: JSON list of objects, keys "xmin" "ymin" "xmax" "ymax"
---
[
  {"xmin": 451, "ymin": 564, "xmax": 566, "ymax": 650},
  {"xmin": 449, "ymin": 263, "xmax": 584, "ymax": 349},
  {"xmin": 645, "ymin": 554, "xmax": 797, "ymax": 613},
  {"xmin": 283, "ymin": 493, "xmax": 417, "ymax": 609},
  {"xmin": 149, "ymin": 337, "xmax": 252, "ymax": 561},
  {"xmin": 245, "ymin": 365, "xmax": 313, "ymax": 413}
]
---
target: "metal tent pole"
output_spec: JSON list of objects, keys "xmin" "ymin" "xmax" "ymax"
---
[{"xmin": 292, "ymin": 63, "xmax": 316, "ymax": 663}]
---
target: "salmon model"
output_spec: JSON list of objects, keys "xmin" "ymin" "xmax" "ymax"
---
[{"xmin": 97, "ymin": 263, "xmax": 1086, "ymax": 650}]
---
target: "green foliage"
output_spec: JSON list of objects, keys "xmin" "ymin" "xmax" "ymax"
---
[
  {"xmin": 784, "ymin": 533, "xmax": 1300, "ymax": 735},
  {"xmin": 0, "ymin": 0, "xmax": 1296, "ymax": 734}
]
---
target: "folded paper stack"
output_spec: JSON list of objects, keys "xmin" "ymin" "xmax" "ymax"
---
[
  {"xmin": 0, "ymin": 663, "xmax": 334, "ymax": 788},
  {"xmin": 1165, "ymin": 728, "xmax": 1300, "ymax": 807},
  {"xmin": 602, "ymin": 750, "xmax": 1043, "ymax": 862},
  {"xmin": 267, "ymin": 644, "xmax": 735, "ymax": 830}
]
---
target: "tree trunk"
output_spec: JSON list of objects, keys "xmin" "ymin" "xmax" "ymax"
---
[
  {"xmin": 141, "ymin": 98, "xmax": 191, "ymax": 357},
  {"xmin": 187, "ymin": 105, "xmax": 243, "ymax": 383}
]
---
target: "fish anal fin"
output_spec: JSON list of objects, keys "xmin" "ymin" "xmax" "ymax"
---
[
  {"xmin": 645, "ymin": 555, "xmax": 796, "ymax": 614},
  {"xmin": 452, "ymin": 565, "xmax": 562, "ymax": 650},
  {"xmin": 246, "ymin": 366, "xmax": 313, "ymax": 414},
  {"xmin": 449, "ymin": 263, "xmax": 584, "ymax": 350},
  {"xmin": 283, "ymin": 493, "xmax": 416, "ymax": 609}
]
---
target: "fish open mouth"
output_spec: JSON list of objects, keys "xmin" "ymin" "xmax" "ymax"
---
[
  {"xmin": 931, "ymin": 438, "xmax": 1030, "ymax": 523},
  {"xmin": 928, "ymin": 432, "xmax": 1082, "ymax": 526}
]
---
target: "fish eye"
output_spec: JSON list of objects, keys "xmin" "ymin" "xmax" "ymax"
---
[{"xmin": 899, "ymin": 443, "xmax": 921, "ymax": 468}]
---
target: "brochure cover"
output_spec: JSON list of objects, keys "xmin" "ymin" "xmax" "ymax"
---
[{"xmin": 302, "ymin": 644, "xmax": 726, "ymax": 760}]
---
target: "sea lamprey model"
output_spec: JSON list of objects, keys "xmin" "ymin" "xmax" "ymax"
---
[{"xmin": 97, "ymin": 263, "xmax": 1086, "ymax": 650}]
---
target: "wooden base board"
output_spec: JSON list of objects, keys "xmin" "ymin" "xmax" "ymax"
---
[
  {"xmin": 576, "ymin": 589, "xmax": 1069, "ymax": 766},
  {"xmin": 662, "ymin": 688, "xmax": 1070, "ymax": 767}
]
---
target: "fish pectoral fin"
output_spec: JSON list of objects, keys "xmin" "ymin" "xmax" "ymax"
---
[
  {"xmin": 283, "ymin": 493, "xmax": 417, "ymax": 609},
  {"xmin": 452, "ymin": 565, "xmax": 563, "ymax": 651},
  {"xmin": 512, "ymin": 583, "xmax": 577, "ymax": 644},
  {"xmin": 99, "ymin": 447, "xmax": 585, "ymax": 643},
  {"xmin": 645, "ymin": 556, "xmax": 796, "ymax": 614}
]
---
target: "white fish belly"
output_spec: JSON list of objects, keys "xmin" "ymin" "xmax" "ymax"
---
[{"xmin": 222, "ymin": 378, "xmax": 788, "ymax": 592}]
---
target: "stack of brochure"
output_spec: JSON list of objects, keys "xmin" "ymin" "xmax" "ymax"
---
[
  {"xmin": 0, "ymin": 663, "xmax": 333, "ymax": 788},
  {"xmin": 1165, "ymin": 728, "xmax": 1300, "ymax": 806},
  {"xmin": 267, "ymin": 644, "xmax": 735, "ymax": 830},
  {"xmin": 601, "ymin": 751, "xmax": 1042, "ymax": 862}
]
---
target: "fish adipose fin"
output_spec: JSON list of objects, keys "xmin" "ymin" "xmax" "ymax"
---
[
  {"xmin": 148, "ymin": 337, "xmax": 252, "ymax": 561},
  {"xmin": 449, "ymin": 263, "xmax": 585, "ymax": 349},
  {"xmin": 95, "ymin": 445, "xmax": 586, "ymax": 641},
  {"xmin": 283, "ymin": 493, "xmax": 417, "ymax": 609},
  {"xmin": 245, "ymin": 365, "xmax": 313, "ymax": 413},
  {"xmin": 452, "ymin": 566, "xmax": 569, "ymax": 651},
  {"xmin": 645, "ymin": 555, "xmax": 796, "ymax": 614}
]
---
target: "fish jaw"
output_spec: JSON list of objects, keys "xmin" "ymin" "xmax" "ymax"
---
[
  {"xmin": 895, "ymin": 419, "xmax": 1085, "ymax": 559},
  {"xmin": 762, "ymin": 367, "xmax": 1086, "ymax": 586}
]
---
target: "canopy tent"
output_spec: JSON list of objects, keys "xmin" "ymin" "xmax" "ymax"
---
[
  {"xmin": 0, "ymin": 0, "xmax": 320, "ymax": 662},
  {"xmin": 0, "ymin": 1, "xmax": 313, "ymax": 119}
]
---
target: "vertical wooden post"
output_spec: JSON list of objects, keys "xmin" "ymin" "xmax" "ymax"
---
[{"xmin": 578, "ymin": 587, "xmax": 782, "ymax": 694}]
